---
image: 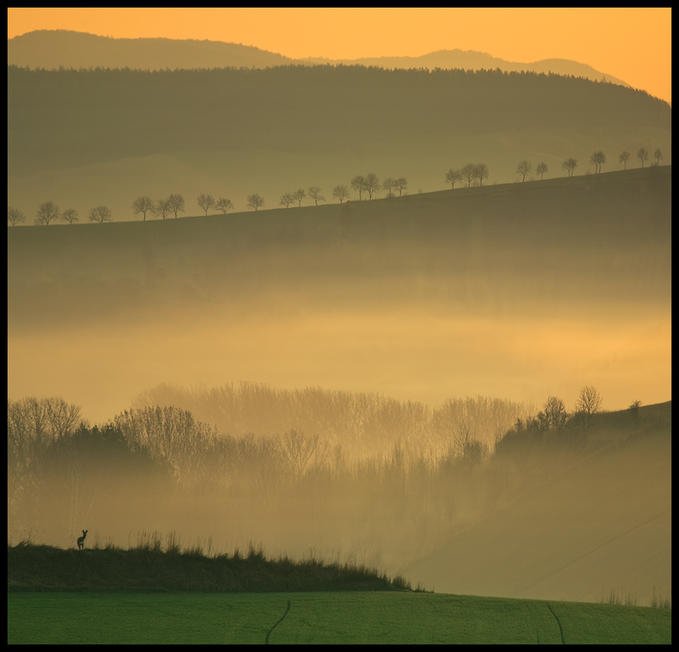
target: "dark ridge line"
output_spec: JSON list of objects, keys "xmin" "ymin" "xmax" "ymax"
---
[
  {"xmin": 265, "ymin": 599, "xmax": 291, "ymax": 644},
  {"xmin": 546, "ymin": 602, "xmax": 565, "ymax": 644}
]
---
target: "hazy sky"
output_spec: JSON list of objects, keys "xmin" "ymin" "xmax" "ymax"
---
[{"xmin": 7, "ymin": 7, "xmax": 671, "ymax": 102}]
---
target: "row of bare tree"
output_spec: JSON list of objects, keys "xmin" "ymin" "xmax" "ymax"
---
[
  {"xmin": 515, "ymin": 147, "xmax": 664, "ymax": 183},
  {"xmin": 131, "ymin": 383, "xmax": 531, "ymax": 462},
  {"xmin": 8, "ymin": 146, "xmax": 665, "ymax": 226},
  {"xmin": 7, "ymin": 387, "xmax": 604, "ymax": 501},
  {"xmin": 508, "ymin": 386, "xmax": 609, "ymax": 434},
  {"xmin": 7, "ymin": 174, "xmax": 406, "ymax": 227},
  {"xmin": 444, "ymin": 164, "xmax": 489, "ymax": 189},
  {"xmin": 8, "ymin": 202, "xmax": 112, "ymax": 227}
]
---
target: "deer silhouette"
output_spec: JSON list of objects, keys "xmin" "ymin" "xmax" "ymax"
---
[{"xmin": 77, "ymin": 529, "xmax": 88, "ymax": 550}]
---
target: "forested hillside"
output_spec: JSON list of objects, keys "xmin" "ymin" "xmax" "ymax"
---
[{"xmin": 8, "ymin": 66, "xmax": 670, "ymax": 219}]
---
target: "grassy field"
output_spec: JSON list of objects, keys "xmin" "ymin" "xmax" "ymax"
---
[{"xmin": 7, "ymin": 591, "xmax": 671, "ymax": 644}]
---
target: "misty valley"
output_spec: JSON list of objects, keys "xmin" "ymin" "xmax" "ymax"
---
[
  {"xmin": 6, "ymin": 32, "xmax": 671, "ymax": 644},
  {"xmin": 8, "ymin": 169, "xmax": 671, "ymax": 608},
  {"xmin": 8, "ymin": 389, "xmax": 670, "ymax": 606}
]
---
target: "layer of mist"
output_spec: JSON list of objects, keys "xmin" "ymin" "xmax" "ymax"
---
[
  {"xmin": 8, "ymin": 168, "xmax": 671, "ymax": 421},
  {"xmin": 8, "ymin": 395, "xmax": 670, "ymax": 606}
]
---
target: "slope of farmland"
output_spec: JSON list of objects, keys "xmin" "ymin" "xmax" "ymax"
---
[{"xmin": 8, "ymin": 591, "xmax": 671, "ymax": 644}]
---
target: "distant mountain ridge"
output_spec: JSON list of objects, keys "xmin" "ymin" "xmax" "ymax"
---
[
  {"xmin": 301, "ymin": 50, "xmax": 630, "ymax": 88},
  {"xmin": 9, "ymin": 30, "xmax": 628, "ymax": 88},
  {"xmin": 8, "ymin": 29, "xmax": 292, "ymax": 70}
]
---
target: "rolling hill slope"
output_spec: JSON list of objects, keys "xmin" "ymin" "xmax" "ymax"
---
[
  {"xmin": 8, "ymin": 166, "xmax": 670, "ymax": 419},
  {"xmin": 402, "ymin": 401, "xmax": 671, "ymax": 605},
  {"xmin": 8, "ymin": 64, "xmax": 670, "ymax": 221},
  {"xmin": 8, "ymin": 166, "xmax": 671, "ymax": 332},
  {"xmin": 9, "ymin": 591, "xmax": 671, "ymax": 644}
]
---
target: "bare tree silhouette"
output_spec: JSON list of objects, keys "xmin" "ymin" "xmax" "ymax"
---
[
  {"xmin": 154, "ymin": 198, "xmax": 172, "ymax": 220},
  {"xmin": 364, "ymin": 173, "xmax": 380, "ymax": 199},
  {"xmin": 133, "ymin": 196, "xmax": 154, "ymax": 222},
  {"xmin": 575, "ymin": 385, "xmax": 602, "ymax": 416},
  {"xmin": 88, "ymin": 205, "xmax": 112, "ymax": 223},
  {"xmin": 332, "ymin": 185, "xmax": 349, "ymax": 204},
  {"xmin": 637, "ymin": 147, "xmax": 649, "ymax": 168},
  {"xmin": 619, "ymin": 151, "xmax": 630, "ymax": 169},
  {"xmin": 536, "ymin": 162, "xmax": 548, "ymax": 180},
  {"xmin": 516, "ymin": 160, "xmax": 531, "ymax": 182},
  {"xmin": 35, "ymin": 201, "xmax": 60, "ymax": 225},
  {"xmin": 543, "ymin": 396, "xmax": 568, "ymax": 430},
  {"xmin": 395, "ymin": 177, "xmax": 407, "ymax": 196},
  {"xmin": 590, "ymin": 150, "xmax": 606, "ymax": 174},
  {"xmin": 215, "ymin": 198, "xmax": 234, "ymax": 214},
  {"xmin": 247, "ymin": 194, "xmax": 264, "ymax": 211},
  {"xmin": 168, "ymin": 194, "xmax": 185, "ymax": 219},
  {"xmin": 562, "ymin": 158, "xmax": 577, "ymax": 177},
  {"xmin": 461, "ymin": 163, "xmax": 476, "ymax": 187},
  {"xmin": 351, "ymin": 175, "xmax": 366, "ymax": 200},
  {"xmin": 8, "ymin": 207, "xmax": 25, "ymax": 226},
  {"xmin": 197, "ymin": 193, "xmax": 216, "ymax": 216},
  {"xmin": 308, "ymin": 186, "xmax": 325, "ymax": 206},
  {"xmin": 280, "ymin": 193, "xmax": 295, "ymax": 208},
  {"xmin": 62, "ymin": 208, "xmax": 79, "ymax": 224},
  {"xmin": 474, "ymin": 163, "xmax": 489, "ymax": 186},
  {"xmin": 445, "ymin": 168, "xmax": 462, "ymax": 189}
]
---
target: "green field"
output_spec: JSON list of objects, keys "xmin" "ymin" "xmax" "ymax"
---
[{"xmin": 7, "ymin": 591, "xmax": 671, "ymax": 644}]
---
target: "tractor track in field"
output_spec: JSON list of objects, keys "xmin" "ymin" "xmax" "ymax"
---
[
  {"xmin": 546, "ymin": 602, "xmax": 565, "ymax": 644},
  {"xmin": 265, "ymin": 599, "xmax": 291, "ymax": 644}
]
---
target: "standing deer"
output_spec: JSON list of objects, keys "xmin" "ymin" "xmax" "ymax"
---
[{"xmin": 77, "ymin": 529, "xmax": 88, "ymax": 550}]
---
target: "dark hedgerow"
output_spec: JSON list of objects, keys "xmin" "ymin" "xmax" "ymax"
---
[{"xmin": 8, "ymin": 542, "xmax": 418, "ymax": 593}]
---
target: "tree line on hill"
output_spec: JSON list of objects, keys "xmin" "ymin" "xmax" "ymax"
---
[
  {"xmin": 6, "ymin": 146, "xmax": 665, "ymax": 227},
  {"xmin": 8, "ymin": 386, "xmax": 610, "ymax": 487}
]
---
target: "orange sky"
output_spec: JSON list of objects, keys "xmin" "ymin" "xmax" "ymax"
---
[{"xmin": 7, "ymin": 7, "xmax": 671, "ymax": 102}]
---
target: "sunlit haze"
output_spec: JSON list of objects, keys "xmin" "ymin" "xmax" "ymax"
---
[{"xmin": 7, "ymin": 7, "xmax": 671, "ymax": 102}]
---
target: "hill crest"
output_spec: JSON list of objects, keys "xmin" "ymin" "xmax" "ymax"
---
[{"xmin": 9, "ymin": 29, "xmax": 628, "ymax": 88}]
